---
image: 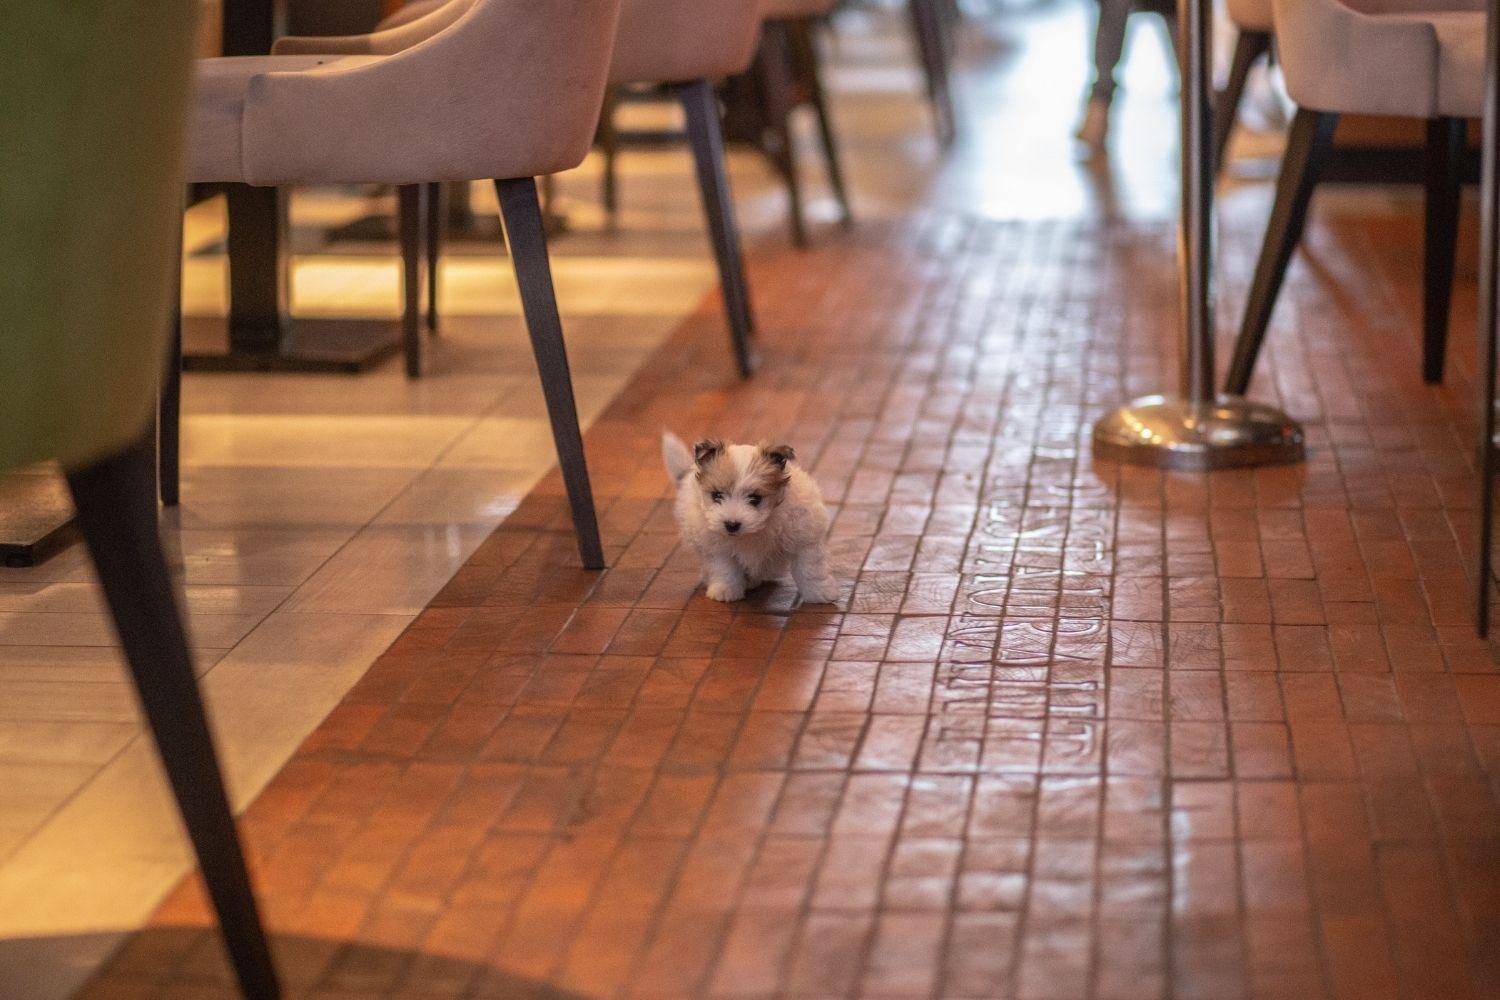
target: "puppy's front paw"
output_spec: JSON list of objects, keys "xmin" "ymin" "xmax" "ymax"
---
[
  {"xmin": 705, "ymin": 579, "xmax": 746, "ymax": 603},
  {"xmin": 798, "ymin": 577, "xmax": 842, "ymax": 605}
]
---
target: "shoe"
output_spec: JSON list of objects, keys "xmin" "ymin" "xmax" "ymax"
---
[{"xmin": 1075, "ymin": 98, "xmax": 1110, "ymax": 147}]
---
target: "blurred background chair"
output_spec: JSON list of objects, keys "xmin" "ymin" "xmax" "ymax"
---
[
  {"xmin": 3, "ymin": 2, "xmax": 279, "ymax": 996},
  {"xmin": 537, "ymin": 0, "xmax": 773, "ymax": 375},
  {"xmin": 1224, "ymin": 0, "xmax": 1484, "ymax": 393},
  {"xmin": 719, "ymin": 0, "xmax": 853, "ymax": 246},
  {"xmin": 174, "ymin": 0, "xmax": 623, "ymax": 568},
  {"xmin": 599, "ymin": 0, "xmax": 767, "ymax": 376},
  {"xmin": 599, "ymin": 0, "xmax": 853, "ymax": 248}
]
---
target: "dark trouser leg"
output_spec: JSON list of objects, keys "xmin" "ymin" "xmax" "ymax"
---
[
  {"xmin": 493, "ymin": 177, "xmax": 605, "ymax": 570},
  {"xmin": 1088, "ymin": 0, "xmax": 1132, "ymax": 106},
  {"xmin": 1213, "ymin": 30, "xmax": 1271, "ymax": 175},
  {"xmin": 66, "ymin": 436, "xmax": 280, "ymax": 1000},
  {"xmin": 1224, "ymin": 109, "xmax": 1338, "ymax": 395},
  {"xmin": 397, "ymin": 184, "xmax": 427, "ymax": 378},
  {"xmin": 1423, "ymin": 117, "xmax": 1463, "ymax": 384},
  {"xmin": 678, "ymin": 79, "xmax": 758, "ymax": 379},
  {"xmin": 909, "ymin": 0, "xmax": 957, "ymax": 145}
]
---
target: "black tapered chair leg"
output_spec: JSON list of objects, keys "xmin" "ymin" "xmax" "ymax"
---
[
  {"xmin": 678, "ymin": 79, "xmax": 758, "ymax": 379},
  {"xmin": 67, "ymin": 436, "xmax": 281, "ymax": 1000},
  {"xmin": 794, "ymin": 20, "xmax": 853, "ymax": 227},
  {"xmin": 1224, "ymin": 108, "xmax": 1339, "ymax": 395},
  {"xmin": 397, "ymin": 183, "xmax": 426, "ymax": 378},
  {"xmin": 161, "ymin": 215, "xmax": 183, "ymax": 507},
  {"xmin": 769, "ymin": 117, "xmax": 808, "ymax": 248},
  {"xmin": 425, "ymin": 181, "xmax": 443, "ymax": 334},
  {"xmin": 1214, "ymin": 30, "xmax": 1270, "ymax": 176},
  {"xmin": 1423, "ymin": 117, "xmax": 1464, "ymax": 384},
  {"xmin": 493, "ymin": 177, "xmax": 605, "ymax": 570},
  {"xmin": 599, "ymin": 85, "xmax": 621, "ymax": 218}
]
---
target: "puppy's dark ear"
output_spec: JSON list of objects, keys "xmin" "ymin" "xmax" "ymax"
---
[
  {"xmin": 759, "ymin": 443, "xmax": 795, "ymax": 470},
  {"xmin": 693, "ymin": 439, "xmax": 725, "ymax": 467}
]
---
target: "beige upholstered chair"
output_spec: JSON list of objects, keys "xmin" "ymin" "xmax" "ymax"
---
[
  {"xmin": 1224, "ymin": 0, "xmax": 1484, "ymax": 394},
  {"xmin": 181, "ymin": 0, "xmax": 624, "ymax": 568},
  {"xmin": 287, "ymin": 0, "xmax": 765, "ymax": 377},
  {"xmin": 1215, "ymin": 0, "xmax": 1274, "ymax": 168}
]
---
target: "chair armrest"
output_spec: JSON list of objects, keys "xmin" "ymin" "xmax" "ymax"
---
[{"xmin": 1274, "ymin": 0, "xmax": 1439, "ymax": 118}]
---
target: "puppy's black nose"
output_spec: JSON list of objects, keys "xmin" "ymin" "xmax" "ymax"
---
[{"xmin": 724, "ymin": 521, "xmax": 741, "ymax": 534}]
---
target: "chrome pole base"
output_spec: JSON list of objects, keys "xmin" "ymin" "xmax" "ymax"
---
[{"xmin": 1093, "ymin": 394, "xmax": 1305, "ymax": 471}]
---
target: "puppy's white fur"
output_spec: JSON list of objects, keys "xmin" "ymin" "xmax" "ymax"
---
[{"xmin": 663, "ymin": 431, "xmax": 840, "ymax": 604}]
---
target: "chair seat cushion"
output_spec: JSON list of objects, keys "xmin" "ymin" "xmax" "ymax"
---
[{"xmin": 187, "ymin": 55, "xmax": 372, "ymax": 183}]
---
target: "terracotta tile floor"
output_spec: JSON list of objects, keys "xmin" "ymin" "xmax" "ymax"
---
[{"xmin": 77, "ymin": 197, "xmax": 1500, "ymax": 999}]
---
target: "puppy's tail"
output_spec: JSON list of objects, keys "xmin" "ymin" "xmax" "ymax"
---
[{"xmin": 662, "ymin": 430, "xmax": 694, "ymax": 483}]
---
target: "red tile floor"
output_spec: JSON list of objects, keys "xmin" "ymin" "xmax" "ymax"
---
[{"xmin": 85, "ymin": 203, "xmax": 1500, "ymax": 998}]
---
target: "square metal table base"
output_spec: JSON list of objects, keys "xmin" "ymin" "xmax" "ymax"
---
[{"xmin": 0, "ymin": 471, "xmax": 77, "ymax": 568}]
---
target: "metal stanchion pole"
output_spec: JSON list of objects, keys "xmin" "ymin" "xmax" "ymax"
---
[
  {"xmin": 1091, "ymin": 0, "xmax": 1304, "ymax": 470},
  {"xmin": 1476, "ymin": 0, "xmax": 1498, "ymax": 635}
]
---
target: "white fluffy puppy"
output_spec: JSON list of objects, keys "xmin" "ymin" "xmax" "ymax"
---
[{"xmin": 663, "ymin": 432, "xmax": 840, "ymax": 604}]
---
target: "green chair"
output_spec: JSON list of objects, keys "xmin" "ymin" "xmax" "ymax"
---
[{"xmin": 2, "ymin": 3, "xmax": 279, "ymax": 996}]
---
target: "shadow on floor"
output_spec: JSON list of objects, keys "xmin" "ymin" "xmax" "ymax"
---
[{"xmin": 4, "ymin": 927, "xmax": 591, "ymax": 1000}]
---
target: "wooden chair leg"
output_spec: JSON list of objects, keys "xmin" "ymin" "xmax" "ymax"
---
[
  {"xmin": 1423, "ymin": 117, "xmax": 1464, "ymax": 384},
  {"xmin": 493, "ymin": 177, "xmax": 605, "ymax": 570},
  {"xmin": 794, "ymin": 19, "xmax": 853, "ymax": 227},
  {"xmin": 397, "ymin": 184, "xmax": 426, "ymax": 378},
  {"xmin": 1224, "ymin": 108, "xmax": 1338, "ymax": 395},
  {"xmin": 425, "ymin": 181, "xmax": 443, "ymax": 334},
  {"xmin": 66, "ymin": 436, "xmax": 281, "ymax": 1000},
  {"xmin": 678, "ymin": 79, "xmax": 757, "ymax": 379},
  {"xmin": 1214, "ymin": 30, "xmax": 1270, "ymax": 175}
]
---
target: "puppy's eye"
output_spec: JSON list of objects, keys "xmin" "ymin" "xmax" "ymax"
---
[
  {"xmin": 746, "ymin": 493, "xmax": 762, "ymax": 507},
  {"xmin": 710, "ymin": 491, "xmax": 725, "ymax": 504}
]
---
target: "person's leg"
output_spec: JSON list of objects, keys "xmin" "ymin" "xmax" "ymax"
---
[{"xmin": 1078, "ymin": 0, "xmax": 1132, "ymax": 144}]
